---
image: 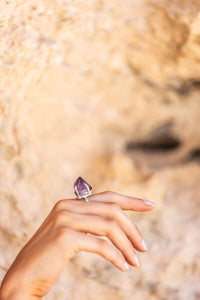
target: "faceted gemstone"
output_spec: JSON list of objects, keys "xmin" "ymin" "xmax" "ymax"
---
[{"xmin": 74, "ymin": 176, "xmax": 92, "ymax": 199}]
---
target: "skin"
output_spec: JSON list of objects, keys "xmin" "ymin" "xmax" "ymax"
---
[{"xmin": 0, "ymin": 191, "xmax": 156, "ymax": 300}]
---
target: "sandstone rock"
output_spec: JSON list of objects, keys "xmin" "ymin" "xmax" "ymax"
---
[{"xmin": 0, "ymin": 1, "xmax": 200, "ymax": 299}]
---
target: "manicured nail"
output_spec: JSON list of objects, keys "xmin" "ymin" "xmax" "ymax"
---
[
  {"xmin": 124, "ymin": 261, "xmax": 130, "ymax": 270},
  {"xmin": 143, "ymin": 200, "xmax": 156, "ymax": 207},
  {"xmin": 141, "ymin": 239, "xmax": 148, "ymax": 251},
  {"xmin": 134, "ymin": 255, "xmax": 140, "ymax": 266}
]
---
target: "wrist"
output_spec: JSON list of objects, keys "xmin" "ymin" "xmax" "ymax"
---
[
  {"xmin": 0, "ymin": 278, "xmax": 40, "ymax": 300},
  {"xmin": 0, "ymin": 289, "xmax": 40, "ymax": 300}
]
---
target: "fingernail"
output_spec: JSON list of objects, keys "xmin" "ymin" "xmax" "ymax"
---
[
  {"xmin": 134, "ymin": 255, "xmax": 140, "ymax": 266},
  {"xmin": 124, "ymin": 261, "xmax": 130, "ymax": 271},
  {"xmin": 143, "ymin": 200, "xmax": 156, "ymax": 207},
  {"xmin": 141, "ymin": 239, "xmax": 148, "ymax": 251}
]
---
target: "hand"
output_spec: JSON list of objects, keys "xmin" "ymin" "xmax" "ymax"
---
[{"xmin": 0, "ymin": 191, "xmax": 156, "ymax": 300}]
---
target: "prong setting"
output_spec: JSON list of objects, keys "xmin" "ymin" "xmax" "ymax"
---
[{"xmin": 74, "ymin": 177, "xmax": 92, "ymax": 201}]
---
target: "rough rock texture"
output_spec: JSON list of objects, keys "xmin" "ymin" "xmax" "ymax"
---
[{"xmin": 0, "ymin": 1, "xmax": 200, "ymax": 299}]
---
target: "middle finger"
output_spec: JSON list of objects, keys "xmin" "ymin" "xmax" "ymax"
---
[{"xmin": 54, "ymin": 199, "xmax": 147, "ymax": 252}]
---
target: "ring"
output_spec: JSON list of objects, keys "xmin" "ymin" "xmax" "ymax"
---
[{"xmin": 74, "ymin": 176, "xmax": 92, "ymax": 202}]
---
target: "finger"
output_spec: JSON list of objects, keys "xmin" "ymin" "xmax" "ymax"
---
[
  {"xmin": 54, "ymin": 200, "xmax": 146, "ymax": 252},
  {"xmin": 88, "ymin": 191, "xmax": 156, "ymax": 211},
  {"xmin": 71, "ymin": 230, "xmax": 131, "ymax": 271},
  {"xmin": 55, "ymin": 211, "xmax": 139, "ymax": 266}
]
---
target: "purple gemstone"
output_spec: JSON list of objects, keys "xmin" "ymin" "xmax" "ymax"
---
[{"xmin": 74, "ymin": 176, "xmax": 92, "ymax": 199}]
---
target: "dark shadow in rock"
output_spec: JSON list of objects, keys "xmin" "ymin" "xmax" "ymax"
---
[
  {"xmin": 167, "ymin": 78, "xmax": 200, "ymax": 96},
  {"xmin": 126, "ymin": 134, "xmax": 180, "ymax": 152},
  {"xmin": 185, "ymin": 148, "xmax": 200, "ymax": 163},
  {"xmin": 125, "ymin": 122, "xmax": 184, "ymax": 170},
  {"xmin": 126, "ymin": 122, "xmax": 181, "ymax": 152}
]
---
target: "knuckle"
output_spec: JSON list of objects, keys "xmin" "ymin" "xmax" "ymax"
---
[
  {"xmin": 112, "ymin": 205, "xmax": 123, "ymax": 221},
  {"xmin": 109, "ymin": 203, "xmax": 120, "ymax": 214},
  {"xmin": 56, "ymin": 227, "xmax": 72, "ymax": 243},
  {"xmin": 105, "ymin": 217, "xmax": 117, "ymax": 231},
  {"xmin": 53, "ymin": 210, "xmax": 70, "ymax": 227},
  {"xmin": 97, "ymin": 239, "xmax": 108, "ymax": 252},
  {"xmin": 54, "ymin": 199, "xmax": 65, "ymax": 212}
]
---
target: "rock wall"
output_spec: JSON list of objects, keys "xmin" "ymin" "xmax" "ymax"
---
[{"xmin": 0, "ymin": 1, "xmax": 200, "ymax": 299}]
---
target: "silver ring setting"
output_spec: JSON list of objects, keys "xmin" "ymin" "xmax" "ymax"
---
[{"xmin": 74, "ymin": 177, "xmax": 92, "ymax": 202}]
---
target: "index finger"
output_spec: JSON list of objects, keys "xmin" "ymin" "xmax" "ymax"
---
[{"xmin": 87, "ymin": 191, "xmax": 156, "ymax": 211}]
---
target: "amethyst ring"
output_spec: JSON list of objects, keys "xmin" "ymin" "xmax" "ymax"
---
[{"xmin": 74, "ymin": 177, "xmax": 92, "ymax": 202}]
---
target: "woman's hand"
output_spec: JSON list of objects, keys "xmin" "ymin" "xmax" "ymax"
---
[{"xmin": 0, "ymin": 191, "xmax": 156, "ymax": 300}]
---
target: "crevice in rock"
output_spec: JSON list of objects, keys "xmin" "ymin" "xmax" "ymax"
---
[
  {"xmin": 138, "ymin": 76, "xmax": 200, "ymax": 98},
  {"xmin": 125, "ymin": 123, "xmax": 184, "ymax": 170},
  {"xmin": 126, "ymin": 134, "xmax": 181, "ymax": 152},
  {"xmin": 126, "ymin": 130, "xmax": 181, "ymax": 152},
  {"xmin": 186, "ymin": 148, "xmax": 200, "ymax": 163},
  {"xmin": 167, "ymin": 79, "xmax": 200, "ymax": 96}
]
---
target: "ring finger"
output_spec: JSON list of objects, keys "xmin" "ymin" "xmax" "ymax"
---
[{"xmin": 53, "ymin": 200, "xmax": 146, "ymax": 252}]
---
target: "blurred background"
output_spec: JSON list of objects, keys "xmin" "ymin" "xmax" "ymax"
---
[{"xmin": 0, "ymin": 0, "xmax": 200, "ymax": 299}]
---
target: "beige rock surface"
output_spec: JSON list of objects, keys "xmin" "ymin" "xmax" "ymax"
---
[{"xmin": 0, "ymin": 0, "xmax": 200, "ymax": 299}]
